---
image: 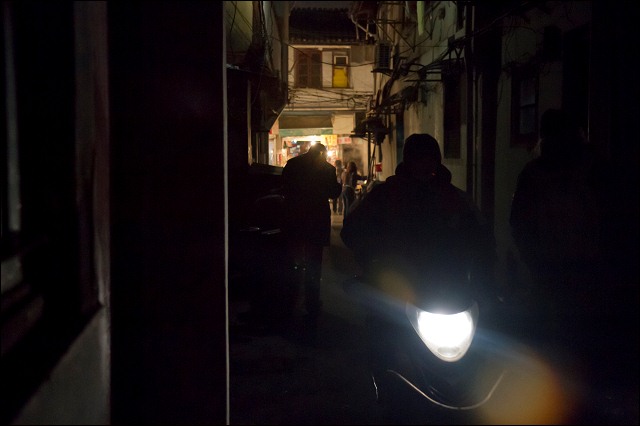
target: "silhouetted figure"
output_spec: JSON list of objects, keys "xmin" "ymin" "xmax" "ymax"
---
[
  {"xmin": 340, "ymin": 161, "xmax": 366, "ymax": 217},
  {"xmin": 341, "ymin": 133, "xmax": 496, "ymax": 300},
  {"xmin": 281, "ymin": 143, "xmax": 342, "ymax": 324},
  {"xmin": 333, "ymin": 159, "xmax": 344, "ymax": 214},
  {"xmin": 510, "ymin": 108, "xmax": 611, "ymax": 343},
  {"xmin": 341, "ymin": 133, "xmax": 496, "ymax": 381}
]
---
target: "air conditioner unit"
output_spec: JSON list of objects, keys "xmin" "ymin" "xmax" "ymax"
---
[{"xmin": 374, "ymin": 41, "xmax": 392, "ymax": 73}]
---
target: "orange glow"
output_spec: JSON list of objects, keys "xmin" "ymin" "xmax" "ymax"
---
[{"xmin": 478, "ymin": 349, "xmax": 578, "ymax": 424}]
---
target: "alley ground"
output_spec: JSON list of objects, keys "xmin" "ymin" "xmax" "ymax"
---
[{"xmin": 228, "ymin": 212, "xmax": 385, "ymax": 425}]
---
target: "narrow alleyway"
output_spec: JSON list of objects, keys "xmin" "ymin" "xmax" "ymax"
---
[
  {"xmin": 229, "ymin": 207, "xmax": 639, "ymax": 425},
  {"xmin": 229, "ymin": 212, "xmax": 384, "ymax": 425}
]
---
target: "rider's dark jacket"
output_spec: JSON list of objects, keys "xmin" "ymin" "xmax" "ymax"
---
[{"xmin": 340, "ymin": 162, "xmax": 496, "ymax": 297}]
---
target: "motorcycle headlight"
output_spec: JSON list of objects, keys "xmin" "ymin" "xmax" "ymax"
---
[{"xmin": 407, "ymin": 301, "xmax": 479, "ymax": 362}]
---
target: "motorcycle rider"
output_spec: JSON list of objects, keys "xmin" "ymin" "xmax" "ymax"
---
[
  {"xmin": 341, "ymin": 133, "xmax": 496, "ymax": 299},
  {"xmin": 341, "ymin": 132, "xmax": 497, "ymax": 393},
  {"xmin": 340, "ymin": 133, "xmax": 497, "ymax": 398}
]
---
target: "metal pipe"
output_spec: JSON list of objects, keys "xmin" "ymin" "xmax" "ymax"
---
[{"xmin": 465, "ymin": 3, "xmax": 474, "ymax": 197}]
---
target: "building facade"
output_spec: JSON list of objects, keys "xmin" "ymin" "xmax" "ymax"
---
[
  {"xmin": 351, "ymin": 0, "xmax": 638, "ymax": 295},
  {"xmin": 274, "ymin": 5, "xmax": 376, "ymax": 177}
]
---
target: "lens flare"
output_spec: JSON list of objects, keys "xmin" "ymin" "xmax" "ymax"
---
[{"xmin": 477, "ymin": 349, "xmax": 577, "ymax": 424}]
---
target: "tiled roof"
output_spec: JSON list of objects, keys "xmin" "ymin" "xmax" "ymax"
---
[{"xmin": 289, "ymin": 8, "xmax": 359, "ymax": 44}]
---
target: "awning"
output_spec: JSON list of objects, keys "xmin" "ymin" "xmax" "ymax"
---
[
  {"xmin": 279, "ymin": 128, "xmax": 333, "ymax": 137},
  {"xmin": 278, "ymin": 115, "xmax": 333, "ymax": 129},
  {"xmin": 332, "ymin": 114, "xmax": 355, "ymax": 135}
]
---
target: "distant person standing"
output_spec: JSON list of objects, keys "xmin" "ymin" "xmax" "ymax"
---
[
  {"xmin": 281, "ymin": 143, "xmax": 342, "ymax": 322},
  {"xmin": 341, "ymin": 161, "xmax": 366, "ymax": 216},
  {"xmin": 333, "ymin": 159, "xmax": 344, "ymax": 214}
]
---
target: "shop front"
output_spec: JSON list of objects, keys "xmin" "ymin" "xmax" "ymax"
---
[{"xmin": 271, "ymin": 113, "xmax": 368, "ymax": 175}]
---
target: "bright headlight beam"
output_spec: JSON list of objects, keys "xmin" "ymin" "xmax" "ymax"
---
[
  {"xmin": 409, "ymin": 302, "xmax": 478, "ymax": 362},
  {"xmin": 418, "ymin": 310, "xmax": 473, "ymax": 346}
]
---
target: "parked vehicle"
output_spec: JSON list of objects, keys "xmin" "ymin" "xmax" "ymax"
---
[{"xmin": 229, "ymin": 185, "xmax": 289, "ymax": 329}]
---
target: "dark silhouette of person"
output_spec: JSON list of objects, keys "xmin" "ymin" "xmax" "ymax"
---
[
  {"xmin": 340, "ymin": 161, "xmax": 366, "ymax": 217},
  {"xmin": 340, "ymin": 133, "xmax": 496, "ymax": 381},
  {"xmin": 281, "ymin": 143, "xmax": 342, "ymax": 323},
  {"xmin": 341, "ymin": 133, "xmax": 496, "ymax": 303},
  {"xmin": 333, "ymin": 159, "xmax": 344, "ymax": 214},
  {"xmin": 510, "ymin": 108, "xmax": 612, "ymax": 339}
]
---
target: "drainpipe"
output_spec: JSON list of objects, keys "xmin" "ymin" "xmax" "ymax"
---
[
  {"xmin": 281, "ymin": 1, "xmax": 289, "ymax": 86},
  {"xmin": 465, "ymin": 3, "xmax": 474, "ymax": 197}
]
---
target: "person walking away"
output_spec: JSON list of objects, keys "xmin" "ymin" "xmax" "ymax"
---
[
  {"xmin": 341, "ymin": 161, "xmax": 366, "ymax": 217},
  {"xmin": 333, "ymin": 159, "xmax": 344, "ymax": 214},
  {"xmin": 281, "ymin": 143, "xmax": 342, "ymax": 327}
]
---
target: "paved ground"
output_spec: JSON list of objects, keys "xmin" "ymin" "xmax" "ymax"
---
[
  {"xmin": 228, "ymin": 211, "xmax": 639, "ymax": 425},
  {"xmin": 229, "ymin": 212, "xmax": 385, "ymax": 425}
]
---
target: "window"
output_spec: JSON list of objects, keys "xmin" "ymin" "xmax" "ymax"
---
[
  {"xmin": 456, "ymin": 4, "xmax": 465, "ymax": 31},
  {"xmin": 333, "ymin": 54, "xmax": 349, "ymax": 88},
  {"xmin": 562, "ymin": 25, "xmax": 589, "ymax": 132},
  {"xmin": 511, "ymin": 66, "xmax": 538, "ymax": 148},
  {"xmin": 295, "ymin": 49, "xmax": 322, "ymax": 89}
]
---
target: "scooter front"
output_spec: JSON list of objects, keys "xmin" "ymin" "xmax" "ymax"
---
[
  {"xmin": 345, "ymin": 274, "xmax": 576, "ymax": 425},
  {"xmin": 376, "ymin": 301, "xmax": 511, "ymax": 424}
]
